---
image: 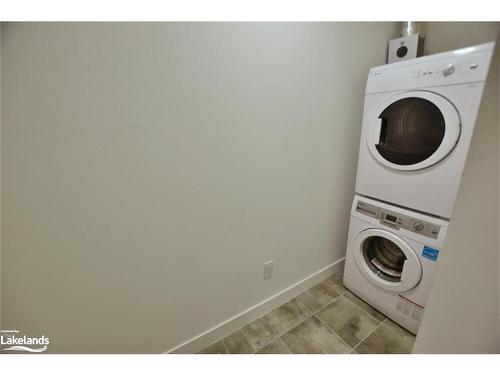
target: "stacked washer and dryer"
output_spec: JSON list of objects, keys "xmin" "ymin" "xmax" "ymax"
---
[{"xmin": 343, "ymin": 42, "xmax": 496, "ymax": 334}]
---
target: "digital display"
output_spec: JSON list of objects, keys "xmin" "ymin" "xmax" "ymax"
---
[{"xmin": 385, "ymin": 214, "xmax": 398, "ymax": 223}]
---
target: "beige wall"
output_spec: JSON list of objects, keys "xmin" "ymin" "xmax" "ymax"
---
[
  {"xmin": 413, "ymin": 22, "xmax": 500, "ymax": 353},
  {"xmin": 0, "ymin": 23, "xmax": 399, "ymax": 353}
]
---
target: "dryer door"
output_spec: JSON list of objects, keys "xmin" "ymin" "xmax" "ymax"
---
[
  {"xmin": 352, "ymin": 228, "xmax": 422, "ymax": 292},
  {"xmin": 367, "ymin": 91, "xmax": 461, "ymax": 171}
]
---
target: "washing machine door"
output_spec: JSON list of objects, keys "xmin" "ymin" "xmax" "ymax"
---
[
  {"xmin": 352, "ymin": 228, "xmax": 422, "ymax": 292},
  {"xmin": 366, "ymin": 91, "xmax": 461, "ymax": 171}
]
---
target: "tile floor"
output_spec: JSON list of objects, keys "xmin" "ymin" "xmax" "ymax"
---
[{"xmin": 198, "ymin": 272, "xmax": 415, "ymax": 354}]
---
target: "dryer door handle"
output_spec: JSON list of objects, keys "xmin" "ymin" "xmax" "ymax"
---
[{"xmin": 374, "ymin": 118, "xmax": 383, "ymax": 145}]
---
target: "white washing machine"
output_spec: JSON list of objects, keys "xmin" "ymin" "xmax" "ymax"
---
[
  {"xmin": 355, "ymin": 42, "xmax": 495, "ymax": 219},
  {"xmin": 343, "ymin": 195, "xmax": 448, "ymax": 334}
]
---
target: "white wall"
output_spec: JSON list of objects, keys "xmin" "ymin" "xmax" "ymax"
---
[
  {"xmin": 413, "ymin": 22, "xmax": 500, "ymax": 354},
  {"xmin": 1, "ymin": 23, "xmax": 399, "ymax": 353}
]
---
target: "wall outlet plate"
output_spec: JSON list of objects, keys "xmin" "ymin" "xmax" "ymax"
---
[
  {"xmin": 264, "ymin": 260, "xmax": 274, "ymax": 280},
  {"xmin": 388, "ymin": 33, "xmax": 425, "ymax": 64}
]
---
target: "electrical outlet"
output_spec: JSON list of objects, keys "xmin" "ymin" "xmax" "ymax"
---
[{"xmin": 264, "ymin": 260, "xmax": 274, "ymax": 280}]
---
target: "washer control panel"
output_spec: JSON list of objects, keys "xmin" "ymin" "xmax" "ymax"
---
[{"xmin": 356, "ymin": 200, "xmax": 440, "ymax": 239}]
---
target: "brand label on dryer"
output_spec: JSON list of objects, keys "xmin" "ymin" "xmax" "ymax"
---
[{"xmin": 422, "ymin": 246, "xmax": 439, "ymax": 261}]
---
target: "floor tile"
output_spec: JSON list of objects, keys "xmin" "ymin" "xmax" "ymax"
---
[
  {"xmin": 199, "ymin": 272, "xmax": 414, "ymax": 355},
  {"xmin": 355, "ymin": 319, "xmax": 415, "ymax": 354},
  {"xmin": 297, "ymin": 281, "xmax": 341, "ymax": 314},
  {"xmin": 223, "ymin": 316, "xmax": 277, "ymax": 354},
  {"xmin": 316, "ymin": 295, "xmax": 379, "ymax": 347},
  {"xmin": 343, "ymin": 290, "xmax": 386, "ymax": 322},
  {"xmin": 384, "ymin": 319, "xmax": 416, "ymax": 341},
  {"xmin": 262, "ymin": 298, "xmax": 312, "ymax": 336},
  {"xmin": 281, "ymin": 316, "xmax": 351, "ymax": 354},
  {"xmin": 256, "ymin": 338, "xmax": 292, "ymax": 354},
  {"xmin": 323, "ymin": 272, "xmax": 347, "ymax": 294},
  {"xmin": 198, "ymin": 340, "xmax": 228, "ymax": 354}
]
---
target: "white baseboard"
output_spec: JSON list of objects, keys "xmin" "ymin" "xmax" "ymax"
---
[{"xmin": 166, "ymin": 257, "xmax": 345, "ymax": 354}]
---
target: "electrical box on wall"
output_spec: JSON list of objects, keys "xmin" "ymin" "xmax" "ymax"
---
[{"xmin": 388, "ymin": 34, "xmax": 425, "ymax": 64}]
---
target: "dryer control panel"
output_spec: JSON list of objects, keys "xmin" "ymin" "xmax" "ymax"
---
[
  {"xmin": 365, "ymin": 42, "xmax": 495, "ymax": 94},
  {"xmin": 356, "ymin": 200, "xmax": 440, "ymax": 239}
]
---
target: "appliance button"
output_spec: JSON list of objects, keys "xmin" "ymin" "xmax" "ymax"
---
[
  {"xmin": 413, "ymin": 222, "xmax": 425, "ymax": 232},
  {"xmin": 469, "ymin": 63, "xmax": 478, "ymax": 69},
  {"xmin": 442, "ymin": 64, "xmax": 455, "ymax": 77}
]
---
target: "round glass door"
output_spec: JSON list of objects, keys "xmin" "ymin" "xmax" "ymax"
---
[
  {"xmin": 353, "ymin": 229, "xmax": 422, "ymax": 292},
  {"xmin": 376, "ymin": 98, "xmax": 445, "ymax": 165},
  {"xmin": 367, "ymin": 91, "xmax": 461, "ymax": 171},
  {"xmin": 362, "ymin": 236, "xmax": 407, "ymax": 282}
]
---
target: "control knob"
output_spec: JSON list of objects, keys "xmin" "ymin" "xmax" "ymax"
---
[
  {"xmin": 442, "ymin": 64, "xmax": 455, "ymax": 77},
  {"xmin": 413, "ymin": 222, "xmax": 425, "ymax": 232}
]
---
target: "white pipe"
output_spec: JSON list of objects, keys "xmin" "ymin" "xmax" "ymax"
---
[{"xmin": 401, "ymin": 22, "xmax": 421, "ymax": 37}]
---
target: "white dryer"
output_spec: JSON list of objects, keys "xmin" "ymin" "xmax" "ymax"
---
[
  {"xmin": 343, "ymin": 195, "xmax": 448, "ymax": 334},
  {"xmin": 355, "ymin": 42, "xmax": 495, "ymax": 218}
]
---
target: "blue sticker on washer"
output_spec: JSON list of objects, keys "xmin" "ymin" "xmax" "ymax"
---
[{"xmin": 422, "ymin": 246, "xmax": 439, "ymax": 261}]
